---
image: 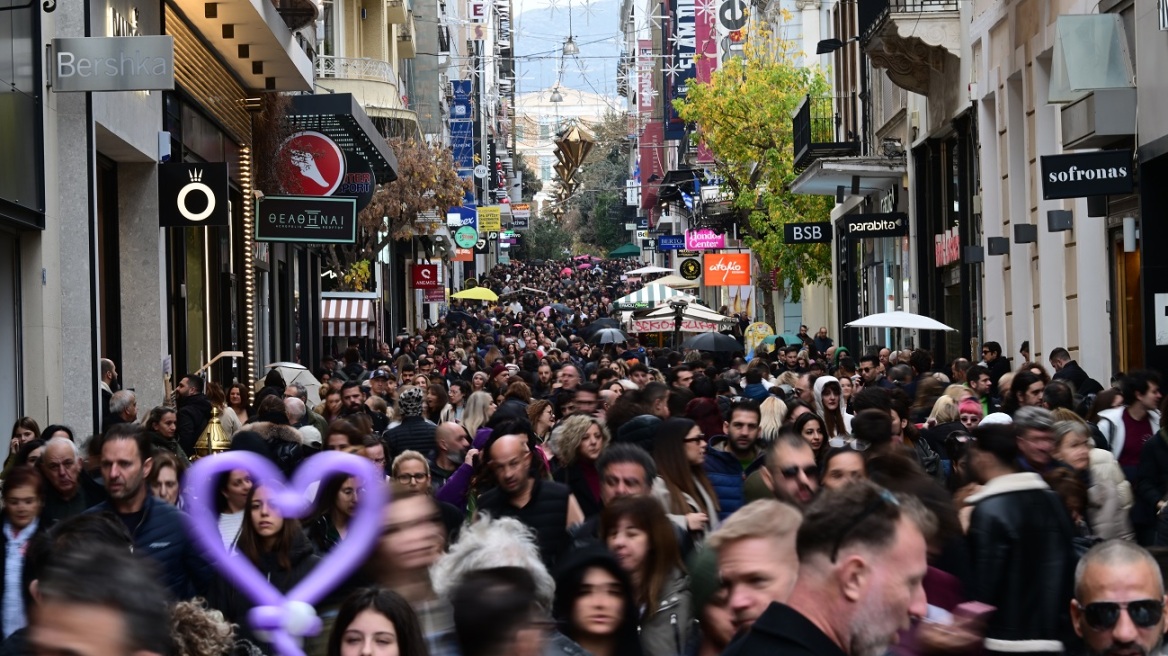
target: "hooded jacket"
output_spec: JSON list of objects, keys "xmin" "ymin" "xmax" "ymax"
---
[
  {"xmin": 383, "ymin": 416, "xmax": 437, "ymax": 460},
  {"xmin": 812, "ymin": 376, "xmax": 853, "ymax": 437},
  {"xmin": 247, "ymin": 421, "xmax": 317, "ymax": 476},
  {"xmin": 176, "ymin": 393, "xmax": 213, "ymax": 455}
]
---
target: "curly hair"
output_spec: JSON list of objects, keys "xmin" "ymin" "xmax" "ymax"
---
[
  {"xmin": 548, "ymin": 414, "xmax": 610, "ymax": 467},
  {"xmin": 170, "ymin": 598, "xmax": 235, "ymax": 656}
]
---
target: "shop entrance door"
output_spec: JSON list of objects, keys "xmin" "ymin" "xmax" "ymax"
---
[{"xmin": 1110, "ymin": 227, "xmax": 1143, "ymax": 373}]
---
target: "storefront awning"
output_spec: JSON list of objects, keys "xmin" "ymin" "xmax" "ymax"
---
[
  {"xmin": 789, "ymin": 156, "xmax": 906, "ymax": 196},
  {"xmin": 322, "ymin": 297, "xmax": 375, "ymax": 337},
  {"xmin": 289, "ymin": 94, "xmax": 399, "ymax": 184}
]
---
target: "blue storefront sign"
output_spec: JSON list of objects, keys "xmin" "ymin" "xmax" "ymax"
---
[{"xmin": 657, "ymin": 234, "xmax": 685, "ymax": 250}]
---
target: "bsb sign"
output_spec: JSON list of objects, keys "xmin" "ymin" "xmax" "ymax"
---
[
  {"xmin": 158, "ymin": 163, "xmax": 229, "ymax": 227},
  {"xmin": 783, "ymin": 222, "xmax": 832, "ymax": 244},
  {"xmin": 255, "ymin": 196, "xmax": 357, "ymax": 243},
  {"xmin": 51, "ymin": 36, "xmax": 175, "ymax": 92},
  {"xmin": 1040, "ymin": 149, "xmax": 1134, "ymax": 200}
]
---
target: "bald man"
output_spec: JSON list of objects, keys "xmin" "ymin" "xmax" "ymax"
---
[{"xmin": 431, "ymin": 422, "xmax": 471, "ymax": 491}]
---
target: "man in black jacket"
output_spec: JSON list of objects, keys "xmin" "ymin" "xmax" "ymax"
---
[
  {"xmin": 965, "ymin": 423, "xmax": 1076, "ymax": 655},
  {"xmin": 1049, "ymin": 347, "xmax": 1104, "ymax": 396},
  {"xmin": 725, "ymin": 482, "xmax": 930, "ymax": 656},
  {"xmin": 981, "ymin": 341, "xmax": 1012, "ymax": 397},
  {"xmin": 383, "ymin": 386, "xmax": 435, "ymax": 459},
  {"xmin": 174, "ymin": 373, "xmax": 212, "ymax": 454}
]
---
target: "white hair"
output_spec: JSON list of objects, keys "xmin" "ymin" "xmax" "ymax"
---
[
  {"xmin": 284, "ymin": 397, "xmax": 306, "ymax": 423},
  {"xmin": 44, "ymin": 436, "xmax": 81, "ymax": 460},
  {"xmin": 430, "ymin": 515, "xmax": 555, "ymax": 612}
]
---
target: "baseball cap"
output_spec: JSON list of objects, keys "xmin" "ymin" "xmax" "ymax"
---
[{"xmin": 371, "ymin": 370, "xmax": 391, "ymax": 380}]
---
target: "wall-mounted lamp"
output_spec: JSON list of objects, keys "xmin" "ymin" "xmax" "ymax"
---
[
  {"xmin": 1014, "ymin": 224, "xmax": 1037, "ymax": 244},
  {"xmin": 987, "ymin": 237, "xmax": 1010, "ymax": 255},
  {"xmin": 963, "ymin": 246, "xmax": 985, "ymax": 263},
  {"xmin": 816, "ymin": 36, "xmax": 860, "ymax": 54},
  {"xmin": 1047, "ymin": 209, "xmax": 1073, "ymax": 232}
]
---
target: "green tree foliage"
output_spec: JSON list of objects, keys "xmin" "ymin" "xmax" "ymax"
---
[
  {"xmin": 675, "ymin": 15, "xmax": 834, "ymax": 304},
  {"xmin": 515, "ymin": 153, "xmax": 543, "ymax": 201},
  {"xmin": 525, "ymin": 215, "xmax": 573, "ymax": 260}
]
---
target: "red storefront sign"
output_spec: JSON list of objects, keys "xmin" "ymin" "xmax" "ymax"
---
[{"xmin": 411, "ymin": 264, "xmax": 440, "ymax": 288}]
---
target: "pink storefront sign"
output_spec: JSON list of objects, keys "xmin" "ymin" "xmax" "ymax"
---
[{"xmin": 685, "ymin": 228, "xmax": 725, "ymax": 250}]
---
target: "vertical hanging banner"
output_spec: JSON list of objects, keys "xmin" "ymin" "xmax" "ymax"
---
[
  {"xmin": 715, "ymin": 0, "xmax": 747, "ymax": 63},
  {"xmin": 664, "ymin": 0, "xmax": 697, "ymax": 140},
  {"xmin": 637, "ymin": 40, "xmax": 655, "ymax": 116},
  {"xmin": 694, "ymin": 0, "xmax": 717, "ymax": 163},
  {"xmin": 449, "ymin": 80, "xmax": 477, "ymax": 205}
]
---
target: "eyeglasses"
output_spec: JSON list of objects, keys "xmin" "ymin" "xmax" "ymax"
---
[
  {"xmin": 395, "ymin": 473, "xmax": 429, "ymax": 484},
  {"xmin": 779, "ymin": 464, "xmax": 819, "ymax": 479},
  {"xmin": 981, "ymin": 350, "xmax": 990, "ymax": 355},
  {"xmin": 830, "ymin": 487, "xmax": 900, "ymax": 562},
  {"xmin": 683, "ymin": 434, "xmax": 707, "ymax": 444},
  {"xmin": 1075, "ymin": 600, "xmax": 1165, "ymax": 631},
  {"xmin": 828, "ymin": 437, "xmax": 870, "ymax": 451}
]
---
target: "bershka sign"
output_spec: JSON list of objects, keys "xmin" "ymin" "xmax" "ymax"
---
[
  {"xmin": 158, "ymin": 162, "xmax": 229, "ymax": 227},
  {"xmin": 256, "ymin": 196, "xmax": 357, "ymax": 243},
  {"xmin": 51, "ymin": 36, "xmax": 174, "ymax": 92},
  {"xmin": 685, "ymin": 228, "xmax": 726, "ymax": 250},
  {"xmin": 783, "ymin": 222, "xmax": 832, "ymax": 244},
  {"xmin": 411, "ymin": 264, "xmax": 440, "ymax": 289},
  {"xmin": 1040, "ymin": 149, "xmax": 1134, "ymax": 200},
  {"xmin": 845, "ymin": 213, "xmax": 908, "ymax": 239},
  {"xmin": 703, "ymin": 253, "xmax": 750, "ymax": 286},
  {"xmin": 935, "ymin": 227, "xmax": 961, "ymax": 267}
]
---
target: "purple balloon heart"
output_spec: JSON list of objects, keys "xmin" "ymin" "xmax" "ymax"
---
[{"xmin": 184, "ymin": 451, "xmax": 388, "ymax": 656}]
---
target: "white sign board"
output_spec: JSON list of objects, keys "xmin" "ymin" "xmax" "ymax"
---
[{"xmin": 51, "ymin": 36, "xmax": 175, "ymax": 92}]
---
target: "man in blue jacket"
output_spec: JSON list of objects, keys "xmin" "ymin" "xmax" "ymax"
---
[
  {"xmin": 704, "ymin": 400, "xmax": 764, "ymax": 520},
  {"xmin": 86, "ymin": 423, "xmax": 210, "ymax": 599}
]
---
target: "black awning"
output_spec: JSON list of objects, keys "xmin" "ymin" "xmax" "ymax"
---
[
  {"xmin": 661, "ymin": 168, "xmax": 706, "ymax": 193},
  {"xmin": 288, "ymin": 94, "xmax": 399, "ymax": 183}
]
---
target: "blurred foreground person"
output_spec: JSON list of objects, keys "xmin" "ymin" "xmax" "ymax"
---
[{"xmin": 327, "ymin": 588, "xmax": 429, "ymax": 656}]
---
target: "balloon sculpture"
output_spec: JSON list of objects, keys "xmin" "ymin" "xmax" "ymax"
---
[{"xmin": 184, "ymin": 451, "xmax": 388, "ymax": 656}]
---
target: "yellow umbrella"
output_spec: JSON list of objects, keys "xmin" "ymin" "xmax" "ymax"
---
[{"xmin": 452, "ymin": 287, "xmax": 499, "ymax": 302}]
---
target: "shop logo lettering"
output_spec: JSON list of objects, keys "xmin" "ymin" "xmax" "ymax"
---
[
  {"xmin": 56, "ymin": 48, "xmax": 169, "ymax": 78},
  {"xmin": 708, "ymin": 257, "xmax": 743, "ymax": 283},
  {"xmin": 686, "ymin": 229, "xmax": 725, "ymax": 249},
  {"xmin": 1046, "ymin": 164, "xmax": 1128, "ymax": 183},
  {"xmin": 176, "ymin": 169, "xmax": 216, "ymax": 222},
  {"xmin": 850, "ymin": 217, "xmax": 902, "ymax": 232},
  {"xmin": 267, "ymin": 210, "xmax": 345, "ymax": 227}
]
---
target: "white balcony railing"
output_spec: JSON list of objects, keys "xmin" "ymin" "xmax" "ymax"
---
[{"xmin": 315, "ymin": 56, "xmax": 397, "ymax": 85}]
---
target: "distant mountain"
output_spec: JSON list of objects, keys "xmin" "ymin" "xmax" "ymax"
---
[{"xmin": 514, "ymin": 0, "xmax": 622, "ymax": 98}]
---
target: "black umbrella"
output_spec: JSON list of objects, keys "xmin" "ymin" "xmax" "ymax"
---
[
  {"xmin": 581, "ymin": 317, "xmax": 621, "ymax": 339},
  {"xmin": 445, "ymin": 310, "xmax": 478, "ymax": 327},
  {"xmin": 682, "ymin": 332, "xmax": 742, "ymax": 352},
  {"xmin": 551, "ymin": 303, "xmax": 572, "ymax": 314},
  {"xmin": 590, "ymin": 328, "xmax": 629, "ymax": 345}
]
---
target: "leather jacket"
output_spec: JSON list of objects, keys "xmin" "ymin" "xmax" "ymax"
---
[{"xmin": 965, "ymin": 472, "xmax": 1076, "ymax": 653}]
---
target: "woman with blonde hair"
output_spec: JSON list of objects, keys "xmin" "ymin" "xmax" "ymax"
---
[
  {"xmin": 943, "ymin": 383, "xmax": 976, "ymax": 404},
  {"xmin": 550, "ymin": 414, "xmax": 610, "ymax": 518},
  {"xmin": 462, "ymin": 391, "xmax": 496, "ymax": 435},
  {"xmin": 919, "ymin": 395, "xmax": 965, "ymax": 455},
  {"xmin": 758, "ymin": 395, "xmax": 787, "ymax": 444}
]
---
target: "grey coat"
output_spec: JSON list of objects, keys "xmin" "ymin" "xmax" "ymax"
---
[{"xmin": 639, "ymin": 568, "xmax": 693, "ymax": 656}]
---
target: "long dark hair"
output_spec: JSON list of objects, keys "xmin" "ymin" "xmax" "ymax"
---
[
  {"xmin": 327, "ymin": 587, "xmax": 428, "ymax": 656},
  {"xmin": 236, "ymin": 484, "xmax": 302, "ymax": 571},
  {"xmin": 652, "ymin": 418, "xmax": 719, "ymax": 515},
  {"xmin": 552, "ymin": 548, "xmax": 643, "ymax": 656},
  {"xmin": 599, "ymin": 496, "xmax": 682, "ymax": 619}
]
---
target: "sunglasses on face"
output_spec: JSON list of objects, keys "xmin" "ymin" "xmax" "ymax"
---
[
  {"xmin": 779, "ymin": 464, "xmax": 819, "ymax": 479},
  {"xmin": 683, "ymin": 434, "xmax": 707, "ymax": 444},
  {"xmin": 1075, "ymin": 599, "xmax": 1164, "ymax": 631},
  {"xmin": 828, "ymin": 437, "xmax": 870, "ymax": 451}
]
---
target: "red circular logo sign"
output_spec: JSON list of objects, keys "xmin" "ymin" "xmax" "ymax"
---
[{"xmin": 279, "ymin": 131, "xmax": 346, "ymax": 196}]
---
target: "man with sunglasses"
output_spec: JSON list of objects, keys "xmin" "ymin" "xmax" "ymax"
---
[
  {"xmin": 965, "ymin": 423, "xmax": 1076, "ymax": 655},
  {"xmin": 1072, "ymin": 540, "xmax": 1168, "ymax": 656},
  {"xmin": 758, "ymin": 431, "xmax": 819, "ymax": 507}
]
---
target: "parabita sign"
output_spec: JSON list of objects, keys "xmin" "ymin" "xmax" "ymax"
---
[{"xmin": 1040, "ymin": 149, "xmax": 1133, "ymax": 200}]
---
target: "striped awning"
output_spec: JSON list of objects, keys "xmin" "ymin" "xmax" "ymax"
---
[
  {"xmin": 611, "ymin": 283, "xmax": 695, "ymax": 311},
  {"xmin": 322, "ymin": 298, "xmax": 375, "ymax": 337}
]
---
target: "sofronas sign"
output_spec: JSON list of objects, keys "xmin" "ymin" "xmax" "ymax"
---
[{"xmin": 1040, "ymin": 149, "xmax": 1133, "ymax": 200}]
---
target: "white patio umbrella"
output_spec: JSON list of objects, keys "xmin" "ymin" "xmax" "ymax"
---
[
  {"xmin": 625, "ymin": 265, "xmax": 674, "ymax": 276},
  {"xmin": 255, "ymin": 362, "xmax": 323, "ymax": 406},
  {"xmin": 652, "ymin": 274, "xmax": 700, "ymax": 289},
  {"xmin": 846, "ymin": 311, "xmax": 955, "ymax": 331}
]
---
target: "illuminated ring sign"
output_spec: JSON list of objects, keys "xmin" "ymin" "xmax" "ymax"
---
[{"xmin": 177, "ymin": 178, "xmax": 216, "ymax": 222}]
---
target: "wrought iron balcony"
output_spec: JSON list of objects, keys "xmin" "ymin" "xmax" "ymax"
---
[
  {"xmin": 859, "ymin": 0, "xmax": 960, "ymax": 95},
  {"xmin": 793, "ymin": 94, "xmax": 861, "ymax": 173},
  {"xmin": 316, "ymin": 56, "xmax": 398, "ymax": 85}
]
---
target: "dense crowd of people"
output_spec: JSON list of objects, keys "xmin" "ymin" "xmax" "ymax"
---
[{"xmin": 4, "ymin": 257, "xmax": 1168, "ymax": 656}]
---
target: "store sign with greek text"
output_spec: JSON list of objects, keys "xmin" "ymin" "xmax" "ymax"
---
[
  {"xmin": 628, "ymin": 318, "xmax": 723, "ymax": 334},
  {"xmin": 51, "ymin": 35, "xmax": 174, "ymax": 92},
  {"xmin": 255, "ymin": 196, "xmax": 357, "ymax": 243},
  {"xmin": 158, "ymin": 162, "xmax": 229, "ymax": 227},
  {"xmin": 1040, "ymin": 149, "xmax": 1133, "ymax": 200},
  {"xmin": 685, "ymin": 228, "xmax": 725, "ymax": 250},
  {"xmin": 845, "ymin": 213, "xmax": 908, "ymax": 239}
]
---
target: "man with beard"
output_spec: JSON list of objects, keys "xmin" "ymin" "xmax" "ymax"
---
[
  {"xmin": 85, "ymin": 424, "xmax": 208, "ymax": 598},
  {"xmin": 965, "ymin": 423, "xmax": 1076, "ymax": 655},
  {"xmin": 1072, "ymin": 540, "xmax": 1168, "ymax": 656},
  {"xmin": 705, "ymin": 401, "xmax": 764, "ymax": 519},
  {"xmin": 430, "ymin": 422, "xmax": 471, "ymax": 490},
  {"xmin": 475, "ymin": 419, "xmax": 584, "ymax": 568},
  {"xmin": 758, "ymin": 431, "xmax": 819, "ymax": 508},
  {"xmin": 725, "ymin": 482, "xmax": 932, "ymax": 656},
  {"xmin": 340, "ymin": 381, "xmax": 388, "ymax": 432}
]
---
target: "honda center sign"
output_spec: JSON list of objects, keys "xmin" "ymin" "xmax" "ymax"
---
[{"xmin": 51, "ymin": 36, "xmax": 175, "ymax": 92}]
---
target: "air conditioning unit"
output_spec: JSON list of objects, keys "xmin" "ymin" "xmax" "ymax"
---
[{"xmin": 439, "ymin": 73, "xmax": 450, "ymax": 94}]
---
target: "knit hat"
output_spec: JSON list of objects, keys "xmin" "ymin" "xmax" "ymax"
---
[
  {"xmin": 490, "ymin": 363, "xmax": 507, "ymax": 379},
  {"xmin": 685, "ymin": 397, "xmax": 725, "ymax": 439},
  {"xmin": 615, "ymin": 414, "xmax": 662, "ymax": 452},
  {"xmin": 398, "ymin": 386, "xmax": 425, "ymax": 417}
]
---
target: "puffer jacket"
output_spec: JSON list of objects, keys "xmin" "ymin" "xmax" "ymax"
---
[
  {"xmin": 86, "ymin": 494, "xmax": 210, "ymax": 599},
  {"xmin": 383, "ymin": 416, "xmax": 437, "ymax": 459},
  {"xmin": 639, "ymin": 569, "xmax": 693, "ymax": 656},
  {"xmin": 702, "ymin": 448, "xmax": 762, "ymax": 521},
  {"xmin": 247, "ymin": 421, "xmax": 318, "ymax": 476},
  {"xmin": 965, "ymin": 472, "xmax": 1076, "ymax": 653},
  {"xmin": 1086, "ymin": 447, "xmax": 1134, "ymax": 540}
]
